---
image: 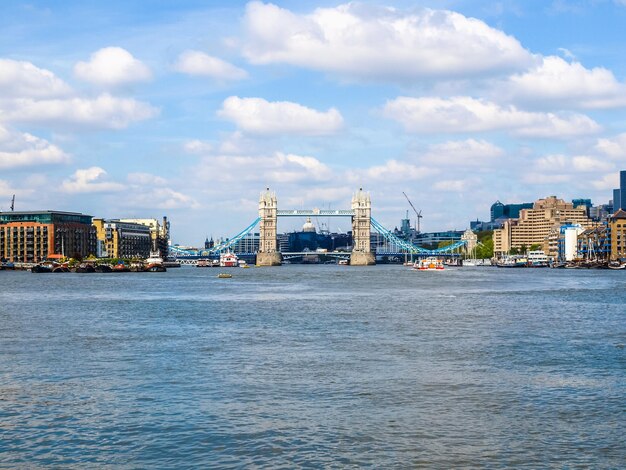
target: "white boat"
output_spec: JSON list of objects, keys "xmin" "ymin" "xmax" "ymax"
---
[
  {"xmin": 412, "ymin": 257, "xmax": 445, "ymax": 271},
  {"xmin": 144, "ymin": 251, "xmax": 166, "ymax": 272},
  {"xmin": 220, "ymin": 251, "xmax": 238, "ymax": 267},
  {"xmin": 338, "ymin": 259, "xmax": 349, "ymax": 265}
]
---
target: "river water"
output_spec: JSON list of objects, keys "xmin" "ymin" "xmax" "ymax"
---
[{"xmin": 1, "ymin": 265, "xmax": 624, "ymax": 468}]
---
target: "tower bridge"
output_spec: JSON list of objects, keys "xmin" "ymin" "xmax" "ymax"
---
[{"xmin": 169, "ymin": 188, "xmax": 469, "ymax": 265}]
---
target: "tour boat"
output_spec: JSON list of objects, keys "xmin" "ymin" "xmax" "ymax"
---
[
  {"xmin": 412, "ymin": 257, "xmax": 445, "ymax": 271},
  {"xmin": 196, "ymin": 259, "xmax": 212, "ymax": 267},
  {"xmin": 217, "ymin": 273, "xmax": 232, "ymax": 278},
  {"xmin": 220, "ymin": 251, "xmax": 238, "ymax": 267}
]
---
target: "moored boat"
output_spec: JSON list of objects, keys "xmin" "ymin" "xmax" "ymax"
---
[
  {"xmin": 608, "ymin": 261, "xmax": 626, "ymax": 270},
  {"xmin": 144, "ymin": 251, "xmax": 166, "ymax": 272}
]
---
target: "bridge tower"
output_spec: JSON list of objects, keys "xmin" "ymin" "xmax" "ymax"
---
[
  {"xmin": 350, "ymin": 188, "xmax": 376, "ymax": 266},
  {"xmin": 256, "ymin": 188, "xmax": 282, "ymax": 266}
]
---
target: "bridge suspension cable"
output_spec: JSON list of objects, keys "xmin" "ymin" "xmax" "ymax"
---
[
  {"xmin": 370, "ymin": 217, "xmax": 467, "ymax": 254},
  {"xmin": 169, "ymin": 217, "xmax": 261, "ymax": 257}
]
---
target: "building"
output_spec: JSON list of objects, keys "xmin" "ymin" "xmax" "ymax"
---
[
  {"xmin": 577, "ymin": 225, "xmax": 610, "ymax": 262},
  {"xmin": 608, "ymin": 209, "xmax": 626, "ymax": 260},
  {"xmin": 558, "ymin": 224, "xmax": 586, "ymax": 261},
  {"xmin": 92, "ymin": 219, "xmax": 152, "ymax": 259},
  {"xmin": 231, "ymin": 232, "xmax": 260, "ymax": 253},
  {"xmin": 117, "ymin": 217, "xmax": 170, "ymax": 258},
  {"xmin": 493, "ymin": 196, "xmax": 592, "ymax": 257},
  {"xmin": 0, "ymin": 210, "xmax": 95, "ymax": 263},
  {"xmin": 490, "ymin": 200, "xmax": 533, "ymax": 222}
]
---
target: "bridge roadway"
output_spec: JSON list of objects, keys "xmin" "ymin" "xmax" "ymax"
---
[{"xmin": 277, "ymin": 209, "xmax": 354, "ymax": 217}]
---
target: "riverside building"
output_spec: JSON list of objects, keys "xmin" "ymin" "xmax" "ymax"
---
[
  {"xmin": 117, "ymin": 217, "xmax": 170, "ymax": 258},
  {"xmin": 608, "ymin": 209, "xmax": 626, "ymax": 260},
  {"xmin": 0, "ymin": 210, "xmax": 95, "ymax": 263},
  {"xmin": 92, "ymin": 219, "xmax": 152, "ymax": 259},
  {"xmin": 493, "ymin": 196, "xmax": 593, "ymax": 257}
]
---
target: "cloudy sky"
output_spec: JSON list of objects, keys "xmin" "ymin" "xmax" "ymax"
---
[{"xmin": 2, "ymin": 0, "xmax": 626, "ymax": 244}]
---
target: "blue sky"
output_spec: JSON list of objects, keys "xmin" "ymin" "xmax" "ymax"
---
[{"xmin": 2, "ymin": 0, "xmax": 626, "ymax": 245}]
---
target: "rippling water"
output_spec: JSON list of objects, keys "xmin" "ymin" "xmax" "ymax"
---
[{"xmin": 1, "ymin": 265, "xmax": 624, "ymax": 468}]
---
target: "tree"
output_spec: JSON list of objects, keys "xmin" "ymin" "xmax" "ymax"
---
[
  {"xmin": 529, "ymin": 244, "xmax": 542, "ymax": 251},
  {"xmin": 476, "ymin": 239, "xmax": 494, "ymax": 259}
]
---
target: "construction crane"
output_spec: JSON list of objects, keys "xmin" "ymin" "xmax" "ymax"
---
[{"xmin": 402, "ymin": 191, "xmax": 422, "ymax": 233}]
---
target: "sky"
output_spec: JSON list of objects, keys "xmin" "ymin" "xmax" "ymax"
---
[{"xmin": 2, "ymin": 0, "xmax": 626, "ymax": 245}]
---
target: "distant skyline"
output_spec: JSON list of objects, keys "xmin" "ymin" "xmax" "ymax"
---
[{"xmin": 2, "ymin": 0, "xmax": 626, "ymax": 244}]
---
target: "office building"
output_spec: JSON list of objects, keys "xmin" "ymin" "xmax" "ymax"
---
[
  {"xmin": 493, "ymin": 196, "xmax": 592, "ymax": 257},
  {"xmin": 0, "ymin": 211, "xmax": 95, "ymax": 263},
  {"xmin": 117, "ymin": 217, "xmax": 170, "ymax": 258},
  {"xmin": 92, "ymin": 219, "xmax": 152, "ymax": 259},
  {"xmin": 490, "ymin": 201, "xmax": 533, "ymax": 222}
]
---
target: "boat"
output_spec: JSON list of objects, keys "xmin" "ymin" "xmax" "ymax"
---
[
  {"xmin": 608, "ymin": 261, "xmax": 626, "ymax": 270},
  {"xmin": 196, "ymin": 259, "xmax": 212, "ymax": 267},
  {"xmin": 0, "ymin": 261, "xmax": 15, "ymax": 270},
  {"xmin": 220, "ymin": 251, "xmax": 238, "ymax": 267},
  {"xmin": 217, "ymin": 273, "xmax": 232, "ymax": 278},
  {"xmin": 338, "ymin": 259, "xmax": 349, "ymax": 265},
  {"xmin": 112, "ymin": 262, "xmax": 130, "ymax": 272},
  {"xmin": 144, "ymin": 251, "xmax": 167, "ymax": 272},
  {"xmin": 75, "ymin": 263, "xmax": 96, "ymax": 273},
  {"xmin": 496, "ymin": 255, "xmax": 527, "ymax": 267},
  {"xmin": 238, "ymin": 259, "xmax": 249, "ymax": 268},
  {"xmin": 95, "ymin": 264, "xmax": 113, "ymax": 273},
  {"xmin": 412, "ymin": 257, "xmax": 445, "ymax": 271},
  {"xmin": 31, "ymin": 262, "xmax": 54, "ymax": 273}
]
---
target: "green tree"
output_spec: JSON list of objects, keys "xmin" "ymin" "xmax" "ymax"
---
[
  {"xmin": 476, "ymin": 239, "xmax": 494, "ymax": 259},
  {"xmin": 529, "ymin": 244, "xmax": 542, "ymax": 251}
]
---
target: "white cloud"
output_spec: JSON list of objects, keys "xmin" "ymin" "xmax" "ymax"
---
[
  {"xmin": 174, "ymin": 50, "xmax": 248, "ymax": 80},
  {"xmin": 198, "ymin": 151, "xmax": 332, "ymax": 184},
  {"xmin": 501, "ymin": 56, "xmax": 626, "ymax": 109},
  {"xmin": 595, "ymin": 133, "xmax": 626, "ymax": 159},
  {"xmin": 590, "ymin": 172, "xmax": 619, "ymax": 190},
  {"xmin": 534, "ymin": 154, "xmax": 613, "ymax": 173},
  {"xmin": 0, "ymin": 58, "xmax": 71, "ymax": 98},
  {"xmin": 127, "ymin": 172, "xmax": 168, "ymax": 185},
  {"xmin": 4, "ymin": 94, "xmax": 158, "ymax": 129},
  {"xmin": 419, "ymin": 138, "xmax": 504, "ymax": 166},
  {"xmin": 61, "ymin": 167, "xmax": 125, "ymax": 193},
  {"xmin": 0, "ymin": 124, "xmax": 70, "ymax": 169},
  {"xmin": 183, "ymin": 139, "xmax": 212, "ymax": 154},
  {"xmin": 521, "ymin": 172, "xmax": 572, "ymax": 185},
  {"xmin": 242, "ymin": 2, "xmax": 533, "ymax": 81},
  {"xmin": 349, "ymin": 160, "xmax": 438, "ymax": 182},
  {"xmin": 74, "ymin": 47, "xmax": 152, "ymax": 87},
  {"xmin": 383, "ymin": 96, "xmax": 601, "ymax": 138},
  {"xmin": 571, "ymin": 156, "xmax": 614, "ymax": 172},
  {"xmin": 433, "ymin": 178, "xmax": 479, "ymax": 192},
  {"xmin": 218, "ymin": 96, "xmax": 343, "ymax": 135},
  {"xmin": 125, "ymin": 187, "xmax": 199, "ymax": 210}
]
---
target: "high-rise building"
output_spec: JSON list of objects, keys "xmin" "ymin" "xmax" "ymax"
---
[
  {"xmin": 0, "ymin": 211, "xmax": 95, "ymax": 263},
  {"xmin": 613, "ymin": 188, "xmax": 622, "ymax": 212},
  {"xmin": 490, "ymin": 200, "xmax": 533, "ymax": 222},
  {"xmin": 620, "ymin": 170, "xmax": 626, "ymax": 211}
]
